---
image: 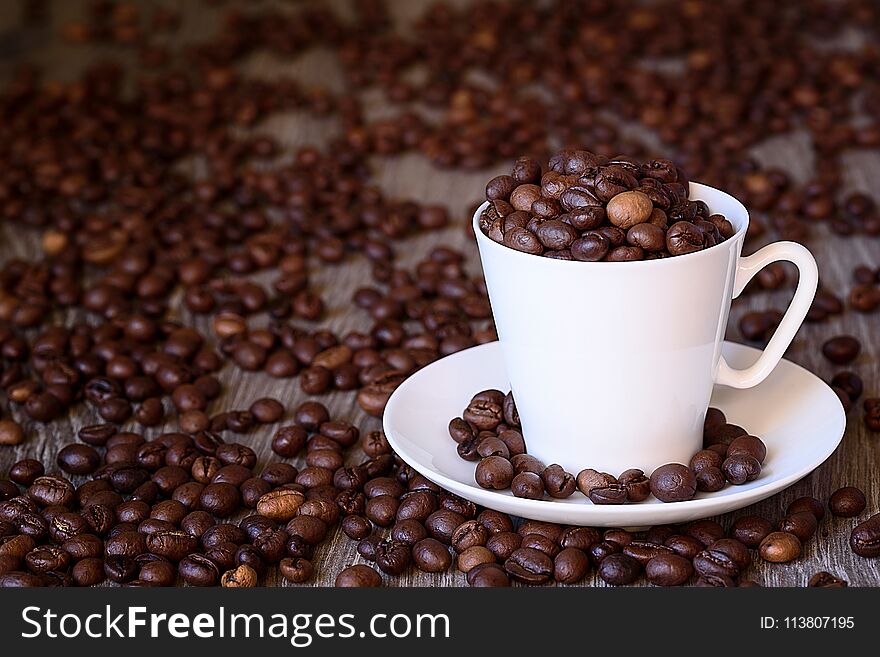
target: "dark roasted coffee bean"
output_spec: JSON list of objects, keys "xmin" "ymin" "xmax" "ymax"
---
[
  {"xmin": 335, "ymin": 564, "xmax": 381, "ymax": 588},
  {"xmin": 779, "ymin": 512, "xmax": 818, "ymax": 542},
  {"xmin": 646, "ymin": 553, "xmax": 693, "ymax": 586},
  {"xmin": 475, "ymin": 456, "xmax": 513, "ymax": 490},
  {"xmin": 850, "ymin": 513, "xmax": 880, "ymax": 558},
  {"xmin": 554, "ymin": 547, "xmax": 590, "ymax": 584},
  {"xmin": 504, "ymin": 547, "xmax": 553, "ymax": 584},
  {"xmin": 649, "ymin": 464, "xmax": 696, "ymax": 502},
  {"xmin": 686, "ymin": 520, "xmax": 726, "ymax": 547},
  {"xmin": 786, "ymin": 496, "xmax": 825, "ymax": 521},
  {"xmin": 598, "ymin": 553, "xmax": 641, "ymax": 585},
  {"xmin": 829, "ymin": 486, "xmax": 866, "ymax": 517},
  {"xmin": 730, "ymin": 516, "xmax": 774, "ymax": 548},
  {"xmin": 808, "ymin": 571, "xmax": 848, "ymax": 588},
  {"xmin": 822, "ymin": 335, "xmax": 861, "ymax": 364},
  {"xmin": 467, "ymin": 562, "xmax": 510, "ymax": 587}
]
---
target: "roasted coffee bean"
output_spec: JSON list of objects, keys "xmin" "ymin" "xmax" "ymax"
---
[
  {"xmin": 475, "ymin": 456, "xmax": 513, "ymax": 490},
  {"xmin": 486, "ymin": 532, "xmax": 522, "ymax": 561},
  {"xmin": 575, "ymin": 469, "xmax": 616, "ymax": 495},
  {"xmin": 850, "ymin": 513, "xmax": 880, "ymax": 557},
  {"xmin": 779, "ymin": 512, "xmax": 818, "ymax": 542},
  {"xmin": 519, "ymin": 521, "xmax": 564, "ymax": 543},
  {"xmin": 221, "ymin": 564, "xmax": 258, "ymax": 588},
  {"xmin": 726, "ymin": 435, "xmax": 767, "ymax": 463},
  {"xmin": 709, "ymin": 539, "xmax": 752, "ymax": 571},
  {"xmin": 808, "ymin": 571, "xmax": 848, "ymax": 588},
  {"xmin": 520, "ymin": 533, "xmax": 559, "ymax": 558},
  {"xmin": 721, "ymin": 454, "xmax": 761, "ymax": 485},
  {"xmin": 147, "ymin": 530, "xmax": 198, "ymax": 561},
  {"xmin": 179, "ymin": 554, "xmax": 219, "ymax": 586},
  {"xmin": 822, "ymin": 335, "xmax": 861, "ymax": 364},
  {"xmin": 831, "ymin": 372, "xmax": 863, "ymax": 401},
  {"xmin": 829, "ymin": 486, "xmax": 866, "ymax": 517},
  {"xmin": 391, "ymin": 519, "xmax": 427, "ymax": 547},
  {"xmin": 278, "ymin": 557, "xmax": 313, "ymax": 583},
  {"xmin": 619, "ymin": 469, "xmax": 651, "ymax": 502},
  {"xmin": 425, "ymin": 510, "xmax": 465, "ymax": 545},
  {"xmin": 553, "ymin": 548, "xmax": 589, "ymax": 584},
  {"xmin": 759, "ymin": 532, "xmax": 802, "ymax": 563},
  {"xmin": 649, "ymin": 464, "xmax": 696, "ymax": 502},
  {"xmin": 623, "ymin": 541, "xmax": 673, "ymax": 565},
  {"xmin": 598, "ymin": 553, "xmax": 641, "ymax": 585},
  {"xmin": 730, "ymin": 516, "xmax": 774, "ymax": 549},
  {"xmin": 0, "ymin": 421, "xmax": 25, "ymax": 446},
  {"xmin": 29, "ymin": 476, "xmax": 75, "ymax": 507},
  {"xmin": 9, "ymin": 460, "xmax": 44, "ymax": 486},
  {"xmin": 686, "ymin": 520, "xmax": 726, "ymax": 547},
  {"xmin": 786, "ymin": 496, "xmax": 825, "ymax": 521},
  {"xmin": 467, "ymin": 562, "xmax": 511, "ymax": 587},
  {"xmin": 457, "ymin": 545, "xmax": 495, "ymax": 573},
  {"xmin": 557, "ymin": 527, "xmax": 598, "ymax": 551},
  {"xmin": 504, "ymin": 547, "xmax": 553, "ymax": 584},
  {"xmin": 375, "ymin": 539, "xmax": 411, "ymax": 576},
  {"xmin": 542, "ymin": 464, "xmax": 576, "ymax": 498},
  {"xmin": 335, "ymin": 564, "xmax": 381, "ymax": 588},
  {"xmin": 695, "ymin": 467, "xmax": 725, "ymax": 492},
  {"xmin": 646, "ymin": 553, "xmax": 693, "ymax": 586},
  {"xmin": 408, "ymin": 537, "xmax": 449, "ymax": 573},
  {"xmin": 693, "ymin": 549, "xmax": 740, "ymax": 580},
  {"xmin": 589, "ymin": 484, "xmax": 628, "ymax": 505}
]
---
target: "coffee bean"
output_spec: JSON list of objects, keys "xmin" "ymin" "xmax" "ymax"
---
[
  {"xmin": 221, "ymin": 564, "xmax": 258, "ymax": 587},
  {"xmin": 504, "ymin": 547, "xmax": 553, "ymax": 584},
  {"xmin": 646, "ymin": 553, "xmax": 693, "ymax": 586},
  {"xmin": 542, "ymin": 464, "xmax": 576, "ymax": 498},
  {"xmin": 0, "ymin": 420, "xmax": 24, "ymax": 446},
  {"xmin": 786, "ymin": 496, "xmax": 825, "ymax": 521},
  {"xmin": 598, "ymin": 553, "xmax": 641, "ymax": 585},
  {"xmin": 575, "ymin": 469, "xmax": 616, "ymax": 495},
  {"xmin": 726, "ymin": 435, "xmax": 767, "ymax": 463},
  {"xmin": 850, "ymin": 513, "xmax": 880, "ymax": 557},
  {"xmin": 721, "ymin": 454, "xmax": 761, "ymax": 485},
  {"xmin": 619, "ymin": 469, "xmax": 651, "ymax": 502},
  {"xmin": 759, "ymin": 531, "xmax": 802, "ymax": 563},
  {"xmin": 553, "ymin": 547, "xmax": 589, "ymax": 584},
  {"xmin": 821, "ymin": 335, "xmax": 861, "ymax": 364},
  {"xmin": 9, "ymin": 459, "xmax": 43, "ymax": 486},
  {"xmin": 425, "ymin": 510, "xmax": 465, "ymax": 544},
  {"xmin": 779, "ymin": 512, "xmax": 818, "ymax": 542},
  {"xmin": 730, "ymin": 516, "xmax": 774, "ymax": 548},
  {"xmin": 256, "ymin": 489, "xmax": 305, "ymax": 522},
  {"xmin": 275, "ymin": 557, "xmax": 311, "ymax": 583},
  {"xmin": 179, "ymin": 554, "xmax": 219, "ymax": 586},
  {"xmin": 467, "ymin": 562, "xmax": 511, "ymax": 587},
  {"xmin": 808, "ymin": 571, "xmax": 847, "ymax": 588},
  {"xmin": 475, "ymin": 456, "xmax": 513, "ymax": 490},
  {"xmin": 829, "ymin": 486, "xmax": 866, "ymax": 517},
  {"xmin": 649, "ymin": 464, "xmax": 696, "ymax": 502}
]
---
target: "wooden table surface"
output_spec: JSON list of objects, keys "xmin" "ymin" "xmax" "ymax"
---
[{"xmin": 0, "ymin": 0, "xmax": 877, "ymax": 587}]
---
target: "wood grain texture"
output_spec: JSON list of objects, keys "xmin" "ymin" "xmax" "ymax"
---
[{"xmin": 0, "ymin": 0, "xmax": 877, "ymax": 587}]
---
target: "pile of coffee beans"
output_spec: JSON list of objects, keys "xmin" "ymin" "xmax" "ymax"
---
[
  {"xmin": 478, "ymin": 150, "xmax": 734, "ymax": 261},
  {"xmin": 450, "ymin": 391, "xmax": 765, "ymax": 503}
]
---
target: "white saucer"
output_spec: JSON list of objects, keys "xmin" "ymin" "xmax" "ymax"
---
[{"xmin": 384, "ymin": 341, "xmax": 845, "ymax": 527}]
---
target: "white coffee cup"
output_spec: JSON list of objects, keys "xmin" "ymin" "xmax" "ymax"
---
[{"xmin": 472, "ymin": 182, "xmax": 818, "ymax": 475}]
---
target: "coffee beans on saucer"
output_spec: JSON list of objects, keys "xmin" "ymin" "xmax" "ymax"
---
[
  {"xmin": 479, "ymin": 150, "xmax": 734, "ymax": 261},
  {"xmin": 450, "ymin": 390, "xmax": 765, "ymax": 504}
]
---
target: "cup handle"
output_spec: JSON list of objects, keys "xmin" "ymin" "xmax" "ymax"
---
[{"xmin": 715, "ymin": 241, "xmax": 819, "ymax": 389}]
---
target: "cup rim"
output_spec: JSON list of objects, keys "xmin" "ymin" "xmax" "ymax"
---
[{"xmin": 472, "ymin": 181, "xmax": 750, "ymax": 267}]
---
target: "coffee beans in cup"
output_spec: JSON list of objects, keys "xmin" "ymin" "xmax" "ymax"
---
[{"xmin": 479, "ymin": 150, "xmax": 734, "ymax": 261}]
